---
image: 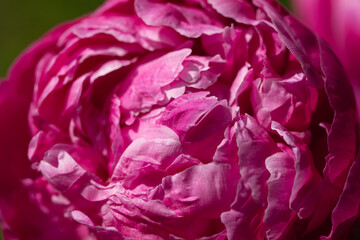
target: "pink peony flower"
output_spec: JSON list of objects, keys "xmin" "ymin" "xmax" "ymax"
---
[
  {"xmin": 0, "ymin": 0, "xmax": 358, "ymax": 239},
  {"xmin": 292, "ymin": 0, "xmax": 360, "ymax": 120}
]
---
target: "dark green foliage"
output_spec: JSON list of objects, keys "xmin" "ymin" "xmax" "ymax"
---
[{"xmin": 0, "ymin": 0, "xmax": 103, "ymax": 77}]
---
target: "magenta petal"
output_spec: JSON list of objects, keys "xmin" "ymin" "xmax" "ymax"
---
[
  {"xmin": 321, "ymin": 152, "xmax": 360, "ymax": 240},
  {"xmin": 178, "ymin": 55, "xmax": 226, "ymax": 89},
  {"xmin": 291, "ymin": 0, "xmax": 332, "ymax": 45},
  {"xmin": 135, "ymin": 0, "xmax": 224, "ymax": 38},
  {"xmin": 119, "ymin": 48, "xmax": 191, "ymax": 121},
  {"xmin": 264, "ymin": 152, "xmax": 296, "ymax": 240},
  {"xmin": 71, "ymin": 210, "xmax": 125, "ymax": 240},
  {"xmin": 221, "ymin": 180, "xmax": 264, "ymax": 240},
  {"xmin": 159, "ymin": 162, "xmax": 239, "ymax": 218},
  {"xmin": 257, "ymin": 0, "xmax": 323, "ymax": 88},
  {"xmin": 160, "ymin": 92, "xmax": 232, "ymax": 161},
  {"xmin": 39, "ymin": 147, "xmax": 87, "ymax": 192},
  {"xmin": 111, "ymin": 129, "xmax": 182, "ymax": 190},
  {"xmin": 208, "ymin": 0, "xmax": 257, "ymax": 24},
  {"xmin": 160, "ymin": 92, "xmax": 217, "ymax": 139},
  {"xmin": 251, "ymin": 73, "xmax": 318, "ymax": 131},
  {"xmin": 319, "ymin": 39, "xmax": 357, "ymax": 184},
  {"xmin": 213, "ymin": 126, "xmax": 239, "ymax": 165},
  {"xmin": 271, "ymin": 121, "xmax": 322, "ymax": 219},
  {"xmin": 236, "ymin": 115, "xmax": 275, "ymax": 206},
  {"xmin": 303, "ymin": 37, "xmax": 358, "ymax": 236},
  {"xmin": 221, "ymin": 115, "xmax": 275, "ymax": 240}
]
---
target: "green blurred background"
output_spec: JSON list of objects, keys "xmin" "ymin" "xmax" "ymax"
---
[
  {"xmin": 0, "ymin": 0, "xmax": 104, "ymax": 78},
  {"xmin": 0, "ymin": 0, "xmax": 290, "ymax": 239},
  {"xmin": 0, "ymin": 0, "xmax": 291, "ymax": 77}
]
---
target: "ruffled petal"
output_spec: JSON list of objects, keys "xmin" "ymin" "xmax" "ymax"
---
[
  {"xmin": 271, "ymin": 121, "xmax": 322, "ymax": 219},
  {"xmin": 264, "ymin": 152, "xmax": 296, "ymax": 240},
  {"xmin": 154, "ymin": 162, "xmax": 240, "ymax": 218},
  {"xmin": 321, "ymin": 151, "xmax": 360, "ymax": 240},
  {"xmin": 119, "ymin": 48, "xmax": 192, "ymax": 123},
  {"xmin": 111, "ymin": 126, "xmax": 183, "ymax": 190},
  {"xmin": 38, "ymin": 144, "xmax": 102, "ymax": 191},
  {"xmin": 135, "ymin": 0, "xmax": 224, "ymax": 38},
  {"xmin": 208, "ymin": 0, "xmax": 257, "ymax": 24},
  {"xmin": 160, "ymin": 92, "xmax": 232, "ymax": 161},
  {"xmin": 221, "ymin": 115, "xmax": 274, "ymax": 240}
]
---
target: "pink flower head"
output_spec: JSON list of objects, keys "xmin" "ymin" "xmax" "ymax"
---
[{"xmin": 0, "ymin": 0, "xmax": 358, "ymax": 239}]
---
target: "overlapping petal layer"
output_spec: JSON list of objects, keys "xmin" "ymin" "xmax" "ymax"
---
[{"xmin": 0, "ymin": 0, "xmax": 358, "ymax": 239}]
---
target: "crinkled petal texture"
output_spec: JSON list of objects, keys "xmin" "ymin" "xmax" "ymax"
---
[{"xmin": 0, "ymin": 0, "xmax": 358, "ymax": 239}]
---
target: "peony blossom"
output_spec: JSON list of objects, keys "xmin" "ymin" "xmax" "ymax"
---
[
  {"xmin": 292, "ymin": 0, "xmax": 360, "ymax": 120},
  {"xmin": 0, "ymin": 0, "xmax": 359, "ymax": 239}
]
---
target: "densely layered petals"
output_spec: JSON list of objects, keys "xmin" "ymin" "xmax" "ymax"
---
[{"xmin": 0, "ymin": 0, "xmax": 358, "ymax": 239}]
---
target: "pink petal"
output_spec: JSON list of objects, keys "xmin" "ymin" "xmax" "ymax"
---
[
  {"xmin": 208, "ymin": 0, "xmax": 257, "ymax": 24},
  {"xmin": 119, "ymin": 48, "xmax": 192, "ymax": 123},
  {"xmin": 157, "ymin": 162, "xmax": 240, "ymax": 218},
  {"xmin": 135, "ymin": 0, "xmax": 224, "ymax": 38},
  {"xmin": 271, "ymin": 121, "xmax": 322, "ymax": 219},
  {"xmin": 221, "ymin": 115, "xmax": 275, "ymax": 240},
  {"xmin": 264, "ymin": 152, "xmax": 296, "ymax": 239}
]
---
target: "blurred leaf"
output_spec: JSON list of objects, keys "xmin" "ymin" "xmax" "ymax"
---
[
  {"xmin": 0, "ymin": 0, "xmax": 103, "ymax": 77},
  {"xmin": 278, "ymin": 0, "xmax": 291, "ymax": 10}
]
